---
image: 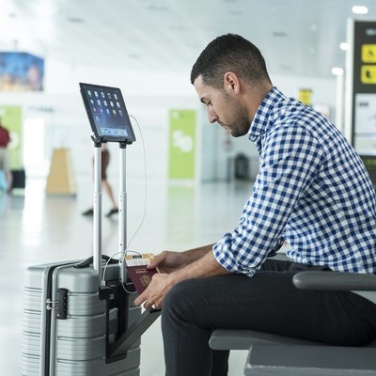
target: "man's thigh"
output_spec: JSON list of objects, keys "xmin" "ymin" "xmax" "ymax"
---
[{"xmin": 167, "ymin": 270, "xmax": 376, "ymax": 346}]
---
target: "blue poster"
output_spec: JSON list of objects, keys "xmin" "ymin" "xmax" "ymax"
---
[{"xmin": 0, "ymin": 52, "xmax": 44, "ymax": 91}]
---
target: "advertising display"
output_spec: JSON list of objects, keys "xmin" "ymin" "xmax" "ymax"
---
[
  {"xmin": 0, "ymin": 52, "xmax": 44, "ymax": 91},
  {"xmin": 347, "ymin": 19, "xmax": 376, "ymax": 153},
  {"xmin": 168, "ymin": 110, "xmax": 196, "ymax": 180},
  {"xmin": 0, "ymin": 106, "xmax": 23, "ymax": 169}
]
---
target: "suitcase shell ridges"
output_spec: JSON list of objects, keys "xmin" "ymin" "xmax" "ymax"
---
[
  {"xmin": 22, "ymin": 263, "xmax": 142, "ymax": 375},
  {"xmin": 21, "ymin": 348, "xmax": 140, "ymax": 376}
]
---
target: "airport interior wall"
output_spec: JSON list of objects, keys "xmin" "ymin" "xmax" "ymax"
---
[{"xmin": 0, "ymin": 56, "xmax": 339, "ymax": 184}]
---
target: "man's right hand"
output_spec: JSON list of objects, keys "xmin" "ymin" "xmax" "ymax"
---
[{"xmin": 148, "ymin": 251, "xmax": 188, "ymax": 274}]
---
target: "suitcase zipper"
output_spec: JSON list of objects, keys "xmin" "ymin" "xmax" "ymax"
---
[{"xmin": 44, "ymin": 262, "xmax": 75, "ymax": 376}]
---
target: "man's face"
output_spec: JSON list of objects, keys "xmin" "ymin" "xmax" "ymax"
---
[{"xmin": 193, "ymin": 75, "xmax": 251, "ymax": 137}]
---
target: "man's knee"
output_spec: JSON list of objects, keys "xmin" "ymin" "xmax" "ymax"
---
[{"xmin": 163, "ymin": 279, "xmax": 199, "ymax": 320}]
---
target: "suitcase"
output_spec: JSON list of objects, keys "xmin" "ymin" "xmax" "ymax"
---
[
  {"xmin": 22, "ymin": 258, "xmax": 144, "ymax": 375},
  {"xmin": 22, "ymin": 113, "xmax": 160, "ymax": 375}
]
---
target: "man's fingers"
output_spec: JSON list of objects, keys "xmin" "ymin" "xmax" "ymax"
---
[{"xmin": 134, "ymin": 291, "xmax": 147, "ymax": 306}]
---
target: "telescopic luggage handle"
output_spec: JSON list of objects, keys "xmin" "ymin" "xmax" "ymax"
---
[
  {"xmin": 92, "ymin": 138, "xmax": 128, "ymax": 285},
  {"xmin": 92, "ymin": 140, "xmax": 103, "ymax": 280}
]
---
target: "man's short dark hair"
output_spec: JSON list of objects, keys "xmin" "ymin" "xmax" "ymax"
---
[{"xmin": 190, "ymin": 34, "xmax": 271, "ymax": 88}]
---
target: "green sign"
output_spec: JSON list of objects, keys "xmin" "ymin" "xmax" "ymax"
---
[
  {"xmin": 0, "ymin": 106, "xmax": 23, "ymax": 169},
  {"xmin": 168, "ymin": 110, "xmax": 196, "ymax": 179}
]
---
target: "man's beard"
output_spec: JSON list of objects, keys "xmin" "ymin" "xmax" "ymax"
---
[{"xmin": 220, "ymin": 93, "xmax": 250, "ymax": 137}]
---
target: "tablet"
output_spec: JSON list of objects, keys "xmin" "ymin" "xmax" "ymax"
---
[{"xmin": 80, "ymin": 82, "xmax": 136, "ymax": 144}]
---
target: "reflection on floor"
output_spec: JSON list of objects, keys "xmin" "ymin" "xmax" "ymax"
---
[{"xmin": 0, "ymin": 177, "xmax": 254, "ymax": 375}]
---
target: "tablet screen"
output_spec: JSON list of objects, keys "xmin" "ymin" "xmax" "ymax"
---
[{"xmin": 80, "ymin": 82, "xmax": 136, "ymax": 143}]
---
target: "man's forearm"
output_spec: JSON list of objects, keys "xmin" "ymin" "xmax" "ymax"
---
[
  {"xmin": 171, "ymin": 247, "xmax": 230, "ymax": 283},
  {"xmin": 182, "ymin": 243, "xmax": 215, "ymax": 264}
]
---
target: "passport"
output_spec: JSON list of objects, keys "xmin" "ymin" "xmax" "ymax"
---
[{"xmin": 125, "ymin": 253, "xmax": 158, "ymax": 295}]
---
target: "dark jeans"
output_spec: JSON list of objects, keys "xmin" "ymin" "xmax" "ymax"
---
[{"xmin": 161, "ymin": 258, "xmax": 376, "ymax": 376}]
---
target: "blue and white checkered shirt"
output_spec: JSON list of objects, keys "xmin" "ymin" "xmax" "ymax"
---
[{"xmin": 213, "ymin": 87, "xmax": 376, "ymax": 276}]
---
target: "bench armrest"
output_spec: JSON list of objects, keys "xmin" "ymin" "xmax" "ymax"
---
[{"xmin": 293, "ymin": 271, "xmax": 376, "ymax": 291}]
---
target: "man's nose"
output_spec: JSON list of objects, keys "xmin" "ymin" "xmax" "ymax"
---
[{"xmin": 208, "ymin": 109, "xmax": 218, "ymax": 124}]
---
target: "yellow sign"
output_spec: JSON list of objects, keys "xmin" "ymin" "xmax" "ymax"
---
[
  {"xmin": 362, "ymin": 44, "xmax": 376, "ymax": 63},
  {"xmin": 299, "ymin": 89, "xmax": 312, "ymax": 106},
  {"xmin": 361, "ymin": 65, "xmax": 376, "ymax": 84}
]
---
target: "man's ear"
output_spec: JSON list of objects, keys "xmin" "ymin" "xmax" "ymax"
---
[{"xmin": 223, "ymin": 72, "xmax": 240, "ymax": 94}]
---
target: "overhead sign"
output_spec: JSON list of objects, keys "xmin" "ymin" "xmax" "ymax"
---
[
  {"xmin": 361, "ymin": 44, "xmax": 376, "ymax": 63},
  {"xmin": 346, "ymin": 19, "xmax": 376, "ymax": 154}
]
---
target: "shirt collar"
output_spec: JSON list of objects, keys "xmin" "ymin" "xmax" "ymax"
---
[{"xmin": 248, "ymin": 86, "xmax": 285, "ymax": 143}]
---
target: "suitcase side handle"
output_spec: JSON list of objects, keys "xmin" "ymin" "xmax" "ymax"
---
[{"xmin": 109, "ymin": 308, "xmax": 161, "ymax": 359}]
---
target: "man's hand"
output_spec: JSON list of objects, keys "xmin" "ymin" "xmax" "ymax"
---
[
  {"xmin": 134, "ymin": 273, "xmax": 175, "ymax": 309},
  {"xmin": 148, "ymin": 245, "xmax": 215, "ymax": 274},
  {"xmin": 134, "ymin": 245, "xmax": 226, "ymax": 310},
  {"xmin": 148, "ymin": 251, "xmax": 188, "ymax": 274}
]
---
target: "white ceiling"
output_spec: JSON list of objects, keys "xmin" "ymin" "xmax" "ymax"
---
[{"xmin": 1, "ymin": 0, "xmax": 376, "ymax": 80}]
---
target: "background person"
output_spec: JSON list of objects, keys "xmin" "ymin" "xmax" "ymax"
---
[
  {"xmin": 82, "ymin": 143, "xmax": 119, "ymax": 217},
  {"xmin": 0, "ymin": 118, "xmax": 12, "ymax": 192}
]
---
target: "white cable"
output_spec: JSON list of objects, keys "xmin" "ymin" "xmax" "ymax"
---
[{"xmin": 103, "ymin": 249, "xmax": 142, "ymax": 293}]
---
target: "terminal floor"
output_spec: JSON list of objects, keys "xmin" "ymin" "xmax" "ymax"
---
[{"xmin": 0, "ymin": 177, "xmax": 253, "ymax": 375}]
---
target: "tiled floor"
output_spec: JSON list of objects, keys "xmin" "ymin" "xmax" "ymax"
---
[{"xmin": 0, "ymin": 176, "xmax": 253, "ymax": 375}]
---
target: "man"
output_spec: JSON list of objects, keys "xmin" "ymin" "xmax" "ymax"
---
[
  {"xmin": 0, "ymin": 118, "xmax": 12, "ymax": 191},
  {"xmin": 134, "ymin": 34, "xmax": 376, "ymax": 375}
]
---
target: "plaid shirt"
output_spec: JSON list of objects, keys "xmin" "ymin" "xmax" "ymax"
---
[{"xmin": 213, "ymin": 87, "xmax": 376, "ymax": 276}]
